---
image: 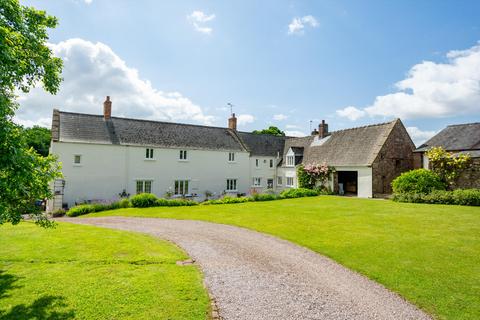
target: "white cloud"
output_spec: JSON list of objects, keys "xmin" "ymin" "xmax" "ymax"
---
[
  {"xmin": 188, "ymin": 11, "xmax": 215, "ymax": 34},
  {"xmin": 237, "ymin": 114, "xmax": 255, "ymax": 126},
  {"xmin": 273, "ymin": 114, "xmax": 288, "ymax": 121},
  {"xmin": 406, "ymin": 126, "xmax": 437, "ymax": 146},
  {"xmin": 15, "ymin": 38, "xmax": 214, "ymax": 127},
  {"xmin": 285, "ymin": 130, "xmax": 306, "ymax": 137},
  {"xmin": 337, "ymin": 42, "xmax": 480, "ymax": 120},
  {"xmin": 288, "ymin": 15, "xmax": 319, "ymax": 35},
  {"xmin": 336, "ymin": 106, "xmax": 366, "ymax": 121},
  {"xmin": 286, "ymin": 124, "xmax": 300, "ymax": 129},
  {"xmin": 84, "ymin": 0, "xmax": 92, "ymax": 4}
]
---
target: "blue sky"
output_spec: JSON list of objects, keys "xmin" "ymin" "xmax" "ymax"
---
[{"xmin": 18, "ymin": 0, "xmax": 480, "ymax": 145}]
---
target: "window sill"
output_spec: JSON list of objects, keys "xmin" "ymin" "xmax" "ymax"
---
[
  {"xmin": 73, "ymin": 164, "xmax": 82, "ymax": 167},
  {"xmin": 144, "ymin": 158, "xmax": 156, "ymax": 161},
  {"xmin": 226, "ymin": 190, "xmax": 238, "ymax": 192},
  {"xmin": 251, "ymin": 185, "xmax": 262, "ymax": 188},
  {"xmin": 178, "ymin": 159, "xmax": 189, "ymax": 162},
  {"xmin": 228, "ymin": 161, "xmax": 237, "ymax": 164}
]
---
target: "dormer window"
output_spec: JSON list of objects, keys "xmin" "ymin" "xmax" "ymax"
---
[
  {"xmin": 145, "ymin": 148, "xmax": 154, "ymax": 159},
  {"xmin": 286, "ymin": 155, "xmax": 295, "ymax": 167},
  {"xmin": 179, "ymin": 150, "xmax": 188, "ymax": 160}
]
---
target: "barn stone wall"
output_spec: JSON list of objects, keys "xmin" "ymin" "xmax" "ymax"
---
[
  {"xmin": 455, "ymin": 157, "xmax": 480, "ymax": 189},
  {"xmin": 371, "ymin": 121, "xmax": 415, "ymax": 197}
]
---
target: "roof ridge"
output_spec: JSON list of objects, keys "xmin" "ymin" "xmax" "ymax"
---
[
  {"xmin": 58, "ymin": 110, "xmax": 231, "ymax": 131},
  {"xmin": 446, "ymin": 122, "xmax": 480, "ymax": 127},
  {"xmin": 330, "ymin": 119, "xmax": 398, "ymax": 134}
]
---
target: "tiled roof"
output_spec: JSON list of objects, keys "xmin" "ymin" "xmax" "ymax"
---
[
  {"xmin": 416, "ymin": 122, "xmax": 480, "ymax": 152},
  {"xmin": 236, "ymin": 132, "xmax": 286, "ymax": 156},
  {"xmin": 57, "ymin": 111, "xmax": 247, "ymax": 152},
  {"xmin": 282, "ymin": 120, "xmax": 399, "ymax": 167}
]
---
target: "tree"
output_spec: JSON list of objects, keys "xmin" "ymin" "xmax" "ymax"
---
[
  {"xmin": 1, "ymin": 0, "xmax": 63, "ymax": 227},
  {"xmin": 23, "ymin": 126, "xmax": 51, "ymax": 157},
  {"xmin": 252, "ymin": 126, "xmax": 285, "ymax": 136},
  {"xmin": 426, "ymin": 147, "xmax": 472, "ymax": 189}
]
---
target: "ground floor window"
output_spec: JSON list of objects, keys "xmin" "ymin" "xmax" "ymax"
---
[
  {"xmin": 286, "ymin": 177, "xmax": 294, "ymax": 187},
  {"xmin": 174, "ymin": 180, "xmax": 189, "ymax": 195},
  {"xmin": 267, "ymin": 179, "xmax": 274, "ymax": 189},
  {"xmin": 136, "ymin": 180, "xmax": 152, "ymax": 194},
  {"xmin": 226, "ymin": 179, "xmax": 237, "ymax": 191},
  {"xmin": 252, "ymin": 177, "xmax": 261, "ymax": 187},
  {"xmin": 277, "ymin": 176, "xmax": 283, "ymax": 186}
]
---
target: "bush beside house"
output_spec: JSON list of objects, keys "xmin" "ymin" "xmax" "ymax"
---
[
  {"xmin": 391, "ymin": 168, "xmax": 479, "ymax": 206},
  {"xmin": 65, "ymin": 188, "xmax": 327, "ymax": 216}
]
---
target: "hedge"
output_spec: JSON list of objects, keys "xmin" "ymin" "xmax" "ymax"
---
[
  {"xmin": 66, "ymin": 199, "xmax": 130, "ymax": 217},
  {"xmin": 393, "ymin": 189, "xmax": 480, "ymax": 206}
]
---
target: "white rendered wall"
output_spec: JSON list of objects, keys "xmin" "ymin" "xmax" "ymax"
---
[
  {"xmin": 51, "ymin": 141, "xmax": 250, "ymax": 207},
  {"xmin": 249, "ymin": 156, "xmax": 278, "ymax": 192},
  {"xmin": 334, "ymin": 166, "xmax": 373, "ymax": 198}
]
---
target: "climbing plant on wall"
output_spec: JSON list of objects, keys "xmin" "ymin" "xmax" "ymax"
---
[{"xmin": 297, "ymin": 163, "xmax": 335, "ymax": 189}]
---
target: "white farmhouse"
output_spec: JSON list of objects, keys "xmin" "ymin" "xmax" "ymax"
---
[{"xmin": 48, "ymin": 97, "xmax": 415, "ymax": 211}]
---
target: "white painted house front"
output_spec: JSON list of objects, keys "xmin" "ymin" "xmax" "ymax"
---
[{"xmin": 48, "ymin": 97, "xmax": 414, "ymax": 211}]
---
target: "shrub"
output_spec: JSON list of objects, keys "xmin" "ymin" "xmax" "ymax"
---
[
  {"xmin": 252, "ymin": 193, "xmax": 278, "ymax": 201},
  {"xmin": 202, "ymin": 196, "xmax": 253, "ymax": 205},
  {"xmin": 392, "ymin": 169, "xmax": 446, "ymax": 194},
  {"xmin": 118, "ymin": 198, "xmax": 131, "ymax": 208},
  {"xmin": 130, "ymin": 193, "xmax": 158, "ymax": 208},
  {"xmin": 51, "ymin": 209, "xmax": 66, "ymax": 217},
  {"xmin": 452, "ymin": 189, "xmax": 480, "ymax": 206},
  {"xmin": 393, "ymin": 189, "xmax": 480, "ymax": 206},
  {"xmin": 67, "ymin": 204, "xmax": 94, "ymax": 217},
  {"xmin": 280, "ymin": 188, "xmax": 320, "ymax": 199}
]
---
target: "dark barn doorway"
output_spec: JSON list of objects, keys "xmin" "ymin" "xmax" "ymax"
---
[{"xmin": 337, "ymin": 171, "xmax": 358, "ymax": 196}]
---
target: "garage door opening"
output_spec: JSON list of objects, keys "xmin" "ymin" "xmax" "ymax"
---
[{"xmin": 337, "ymin": 171, "xmax": 358, "ymax": 196}]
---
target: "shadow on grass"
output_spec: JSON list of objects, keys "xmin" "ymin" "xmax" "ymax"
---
[
  {"xmin": 0, "ymin": 271, "xmax": 21, "ymax": 299},
  {"xmin": 0, "ymin": 270, "xmax": 75, "ymax": 320}
]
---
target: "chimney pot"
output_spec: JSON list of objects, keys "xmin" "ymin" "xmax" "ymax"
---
[
  {"xmin": 103, "ymin": 96, "xmax": 112, "ymax": 119},
  {"xmin": 319, "ymin": 119, "xmax": 329, "ymax": 138},
  {"xmin": 228, "ymin": 113, "xmax": 237, "ymax": 131}
]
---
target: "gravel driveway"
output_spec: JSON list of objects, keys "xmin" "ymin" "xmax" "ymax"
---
[{"xmin": 61, "ymin": 217, "xmax": 431, "ymax": 320}]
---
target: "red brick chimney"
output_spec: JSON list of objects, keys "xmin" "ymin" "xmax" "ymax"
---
[
  {"xmin": 228, "ymin": 113, "xmax": 237, "ymax": 131},
  {"xmin": 319, "ymin": 120, "xmax": 328, "ymax": 138},
  {"xmin": 103, "ymin": 96, "xmax": 112, "ymax": 120}
]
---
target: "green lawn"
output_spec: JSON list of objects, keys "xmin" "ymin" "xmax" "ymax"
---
[
  {"xmin": 89, "ymin": 196, "xmax": 480, "ymax": 320},
  {"xmin": 0, "ymin": 222, "xmax": 209, "ymax": 320}
]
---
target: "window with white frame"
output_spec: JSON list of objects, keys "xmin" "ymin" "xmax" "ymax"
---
[
  {"xmin": 136, "ymin": 180, "xmax": 152, "ymax": 194},
  {"xmin": 73, "ymin": 154, "xmax": 82, "ymax": 164},
  {"xmin": 226, "ymin": 179, "xmax": 237, "ymax": 191},
  {"xmin": 255, "ymin": 159, "xmax": 259, "ymax": 167},
  {"xmin": 277, "ymin": 176, "xmax": 283, "ymax": 186},
  {"xmin": 145, "ymin": 148, "xmax": 154, "ymax": 159},
  {"xmin": 179, "ymin": 150, "xmax": 188, "ymax": 160},
  {"xmin": 269, "ymin": 159, "xmax": 274, "ymax": 168},
  {"xmin": 174, "ymin": 180, "xmax": 189, "ymax": 195},
  {"xmin": 228, "ymin": 152, "xmax": 235, "ymax": 162},
  {"xmin": 286, "ymin": 155, "xmax": 295, "ymax": 167},
  {"xmin": 252, "ymin": 177, "xmax": 261, "ymax": 187},
  {"xmin": 286, "ymin": 177, "xmax": 294, "ymax": 187}
]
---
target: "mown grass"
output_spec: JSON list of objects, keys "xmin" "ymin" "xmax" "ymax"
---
[
  {"xmin": 89, "ymin": 196, "xmax": 480, "ymax": 320},
  {"xmin": 0, "ymin": 222, "xmax": 209, "ymax": 320}
]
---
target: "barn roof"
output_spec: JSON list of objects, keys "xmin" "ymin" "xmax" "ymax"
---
[
  {"xmin": 283, "ymin": 119, "xmax": 399, "ymax": 167},
  {"xmin": 416, "ymin": 122, "xmax": 480, "ymax": 152}
]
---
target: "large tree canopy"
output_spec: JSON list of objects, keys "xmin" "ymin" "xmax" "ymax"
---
[
  {"xmin": 252, "ymin": 126, "xmax": 285, "ymax": 136},
  {"xmin": 0, "ymin": 0, "xmax": 63, "ymax": 226},
  {"xmin": 23, "ymin": 126, "xmax": 51, "ymax": 157}
]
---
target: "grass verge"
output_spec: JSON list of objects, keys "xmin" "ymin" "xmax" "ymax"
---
[
  {"xmin": 88, "ymin": 196, "xmax": 480, "ymax": 320},
  {"xmin": 0, "ymin": 222, "xmax": 209, "ymax": 319}
]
